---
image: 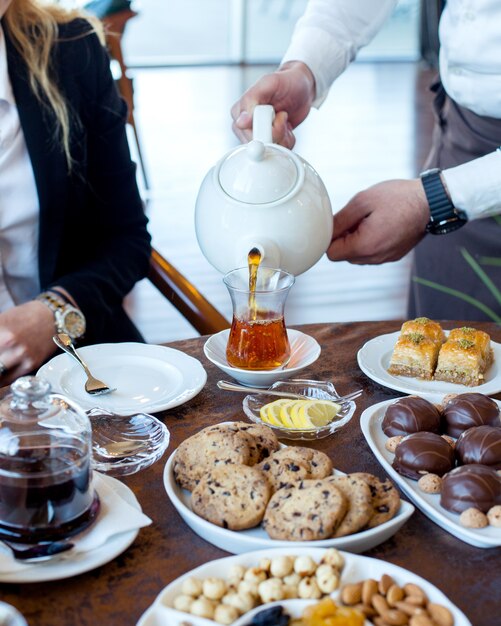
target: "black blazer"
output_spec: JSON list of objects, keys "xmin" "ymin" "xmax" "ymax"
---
[{"xmin": 4, "ymin": 19, "xmax": 151, "ymax": 345}]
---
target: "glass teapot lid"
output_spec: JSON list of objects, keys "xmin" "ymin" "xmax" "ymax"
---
[
  {"xmin": 218, "ymin": 140, "xmax": 301, "ymax": 205},
  {"xmin": 0, "ymin": 376, "xmax": 90, "ymax": 440}
]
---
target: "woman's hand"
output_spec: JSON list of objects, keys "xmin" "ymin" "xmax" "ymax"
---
[
  {"xmin": 231, "ymin": 61, "xmax": 316, "ymax": 147},
  {"xmin": 0, "ymin": 301, "xmax": 57, "ymax": 384}
]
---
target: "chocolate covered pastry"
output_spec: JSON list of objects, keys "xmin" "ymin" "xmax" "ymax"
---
[
  {"xmin": 440, "ymin": 464, "xmax": 501, "ymax": 513},
  {"xmin": 392, "ymin": 432, "xmax": 455, "ymax": 480},
  {"xmin": 455, "ymin": 425, "xmax": 501, "ymax": 469},
  {"xmin": 442, "ymin": 392, "xmax": 500, "ymax": 438},
  {"xmin": 382, "ymin": 396, "xmax": 442, "ymax": 437}
]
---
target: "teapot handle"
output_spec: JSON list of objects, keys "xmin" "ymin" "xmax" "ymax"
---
[{"xmin": 252, "ymin": 105, "xmax": 275, "ymax": 144}]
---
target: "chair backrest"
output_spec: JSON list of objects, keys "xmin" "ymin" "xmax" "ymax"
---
[
  {"xmin": 88, "ymin": 9, "xmax": 227, "ymax": 335},
  {"xmin": 148, "ymin": 248, "xmax": 230, "ymax": 336}
]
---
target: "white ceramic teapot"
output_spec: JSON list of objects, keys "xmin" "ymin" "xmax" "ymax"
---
[{"xmin": 195, "ymin": 105, "xmax": 333, "ymax": 275}]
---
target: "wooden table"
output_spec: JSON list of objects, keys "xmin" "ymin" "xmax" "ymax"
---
[{"xmin": 2, "ymin": 321, "xmax": 500, "ymax": 625}]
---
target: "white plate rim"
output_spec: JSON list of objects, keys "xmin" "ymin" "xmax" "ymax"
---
[
  {"xmin": 360, "ymin": 396, "xmax": 501, "ymax": 549},
  {"xmin": 357, "ymin": 331, "xmax": 501, "ymax": 396},
  {"xmin": 37, "ymin": 342, "xmax": 207, "ymax": 414},
  {"xmin": 136, "ymin": 546, "xmax": 471, "ymax": 626},
  {"xmin": 203, "ymin": 328, "xmax": 321, "ymax": 373},
  {"xmin": 0, "ymin": 473, "xmax": 141, "ymax": 583},
  {"xmin": 163, "ymin": 435, "xmax": 415, "ymax": 555}
]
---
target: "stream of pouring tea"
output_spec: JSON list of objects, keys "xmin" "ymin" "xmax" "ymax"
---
[{"xmin": 248, "ymin": 247, "xmax": 261, "ymax": 320}]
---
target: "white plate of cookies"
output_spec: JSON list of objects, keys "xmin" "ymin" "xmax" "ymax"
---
[
  {"xmin": 357, "ymin": 331, "xmax": 501, "ymax": 396},
  {"xmin": 136, "ymin": 547, "xmax": 471, "ymax": 626},
  {"xmin": 163, "ymin": 421, "xmax": 414, "ymax": 555},
  {"xmin": 360, "ymin": 394, "xmax": 501, "ymax": 549}
]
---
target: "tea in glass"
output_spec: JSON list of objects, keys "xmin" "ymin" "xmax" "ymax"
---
[{"xmin": 224, "ymin": 264, "xmax": 294, "ymax": 370}]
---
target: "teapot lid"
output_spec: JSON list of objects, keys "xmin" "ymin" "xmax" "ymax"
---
[
  {"xmin": 218, "ymin": 140, "xmax": 301, "ymax": 204},
  {"xmin": 0, "ymin": 375, "xmax": 90, "ymax": 433}
]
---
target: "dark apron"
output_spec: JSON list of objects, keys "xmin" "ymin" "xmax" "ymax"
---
[{"xmin": 408, "ymin": 79, "xmax": 501, "ymax": 322}]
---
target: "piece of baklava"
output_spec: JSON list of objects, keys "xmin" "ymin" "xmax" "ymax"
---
[
  {"xmin": 401, "ymin": 317, "xmax": 445, "ymax": 347},
  {"xmin": 447, "ymin": 327, "xmax": 493, "ymax": 370},
  {"xmin": 388, "ymin": 332, "xmax": 441, "ymax": 380},
  {"xmin": 434, "ymin": 334, "xmax": 492, "ymax": 387}
]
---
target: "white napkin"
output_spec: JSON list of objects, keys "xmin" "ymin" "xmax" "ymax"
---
[{"xmin": 0, "ymin": 472, "xmax": 151, "ymax": 573}]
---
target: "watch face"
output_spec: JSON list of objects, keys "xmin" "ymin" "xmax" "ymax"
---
[{"xmin": 61, "ymin": 309, "xmax": 86, "ymax": 339}]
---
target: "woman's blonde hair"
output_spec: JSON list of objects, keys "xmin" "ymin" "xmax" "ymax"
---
[{"xmin": 3, "ymin": 0, "xmax": 104, "ymax": 167}]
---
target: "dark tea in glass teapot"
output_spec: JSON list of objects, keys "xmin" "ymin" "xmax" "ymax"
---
[{"xmin": 0, "ymin": 377, "xmax": 99, "ymax": 543}]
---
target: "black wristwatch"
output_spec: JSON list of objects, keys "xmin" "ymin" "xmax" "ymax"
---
[{"xmin": 420, "ymin": 168, "xmax": 468, "ymax": 235}]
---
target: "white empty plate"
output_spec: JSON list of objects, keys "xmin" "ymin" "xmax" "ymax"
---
[
  {"xmin": 203, "ymin": 329, "xmax": 321, "ymax": 387},
  {"xmin": 38, "ymin": 343, "xmax": 207, "ymax": 414}
]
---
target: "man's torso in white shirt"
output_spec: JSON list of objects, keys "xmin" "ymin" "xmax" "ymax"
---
[{"xmin": 283, "ymin": 0, "xmax": 501, "ymax": 119}]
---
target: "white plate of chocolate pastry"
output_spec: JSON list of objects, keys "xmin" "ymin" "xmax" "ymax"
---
[
  {"xmin": 357, "ymin": 319, "xmax": 501, "ymax": 396},
  {"xmin": 163, "ymin": 421, "xmax": 414, "ymax": 555},
  {"xmin": 360, "ymin": 392, "xmax": 501, "ymax": 548},
  {"xmin": 136, "ymin": 547, "xmax": 472, "ymax": 626}
]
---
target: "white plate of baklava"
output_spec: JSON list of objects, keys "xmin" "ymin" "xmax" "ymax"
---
[{"xmin": 357, "ymin": 318, "xmax": 501, "ymax": 396}]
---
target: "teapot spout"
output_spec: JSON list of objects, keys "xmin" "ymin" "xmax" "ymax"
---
[{"xmin": 235, "ymin": 239, "xmax": 281, "ymax": 271}]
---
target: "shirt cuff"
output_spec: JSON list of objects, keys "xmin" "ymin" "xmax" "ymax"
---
[
  {"xmin": 281, "ymin": 26, "xmax": 352, "ymax": 107},
  {"xmin": 442, "ymin": 149, "xmax": 501, "ymax": 220}
]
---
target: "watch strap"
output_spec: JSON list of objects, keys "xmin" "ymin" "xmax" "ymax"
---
[
  {"xmin": 36, "ymin": 291, "xmax": 86, "ymax": 339},
  {"xmin": 45, "ymin": 288, "xmax": 72, "ymax": 305},
  {"xmin": 420, "ymin": 169, "xmax": 467, "ymax": 235}
]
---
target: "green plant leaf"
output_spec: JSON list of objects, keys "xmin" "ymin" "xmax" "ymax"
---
[
  {"xmin": 412, "ymin": 277, "xmax": 501, "ymax": 322},
  {"xmin": 460, "ymin": 247, "xmax": 501, "ymax": 307},
  {"xmin": 479, "ymin": 257, "xmax": 501, "ymax": 267}
]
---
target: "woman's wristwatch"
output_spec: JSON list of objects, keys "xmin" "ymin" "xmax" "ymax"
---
[
  {"xmin": 420, "ymin": 168, "xmax": 468, "ymax": 235},
  {"xmin": 36, "ymin": 290, "xmax": 86, "ymax": 340}
]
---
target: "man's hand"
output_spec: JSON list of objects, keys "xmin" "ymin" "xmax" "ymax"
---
[
  {"xmin": 231, "ymin": 61, "xmax": 316, "ymax": 147},
  {"xmin": 327, "ymin": 179, "xmax": 430, "ymax": 264},
  {"xmin": 0, "ymin": 301, "xmax": 57, "ymax": 384}
]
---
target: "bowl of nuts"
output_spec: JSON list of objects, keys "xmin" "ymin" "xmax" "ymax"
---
[{"xmin": 136, "ymin": 547, "xmax": 471, "ymax": 626}]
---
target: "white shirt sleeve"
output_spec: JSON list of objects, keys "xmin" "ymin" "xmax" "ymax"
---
[
  {"xmin": 281, "ymin": 0, "xmax": 398, "ymax": 104},
  {"xmin": 442, "ymin": 149, "xmax": 501, "ymax": 220}
]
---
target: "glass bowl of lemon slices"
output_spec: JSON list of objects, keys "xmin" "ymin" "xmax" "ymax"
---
[{"xmin": 242, "ymin": 379, "xmax": 357, "ymax": 440}]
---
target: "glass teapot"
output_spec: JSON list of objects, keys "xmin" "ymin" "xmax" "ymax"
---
[
  {"xmin": 0, "ymin": 376, "xmax": 99, "ymax": 543},
  {"xmin": 195, "ymin": 105, "xmax": 333, "ymax": 276}
]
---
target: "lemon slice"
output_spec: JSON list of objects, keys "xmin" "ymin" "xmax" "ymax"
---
[
  {"xmin": 259, "ymin": 399, "xmax": 291, "ymax": 427},
  {"xmin": 278, "ymin": 400, "xmax": 298, "ymax": 428},
  {"xmin": 260, "ymin": 398, "xmax": 341, "ymax": 430},
  {"xmin": 289, "ymin": 401, "xmax": 312, "ymax": 429},
  {"xmin": 296, "ymin": 399, "xmax": 342, "ymax": 428}
]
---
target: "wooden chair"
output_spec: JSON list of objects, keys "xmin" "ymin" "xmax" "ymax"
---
[
  {"xmin": 101, "ymin": 8, "xmax": 150, "ymax": 190},
  {"xmin": 148, "ymin": 248, "xmax": 230, "ymax": 336},
  {"xmin": 91, "ymin": 6, "xmax": 228, "ymax": 335}
]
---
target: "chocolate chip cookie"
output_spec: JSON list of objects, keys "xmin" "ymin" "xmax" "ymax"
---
[
  {"xmin": 265, "ymin": 446, "xmax": 333, "ymax": 480},
  {"xmin": 191, "ymin": 464, "xmax": 271, "ymax": 530},
  {"xmin": 257, "ymin": 455, "xmax": 311, "ymax": 492},
  {"xmin": 173, "ymin": 428, "xmax": 255, "ymax": 491},
  {"xmin": 263, "ymin": 479, "xmax": 347, "ymax": 541},
  {"xmin": 326, "ymin": 474, "xmax": 373, "ymax": 537},
  {"xmin": 350, "ymin": 472, "xmax": 401, "ymax": 528}
]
